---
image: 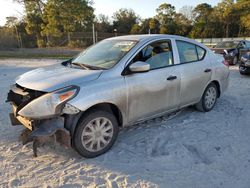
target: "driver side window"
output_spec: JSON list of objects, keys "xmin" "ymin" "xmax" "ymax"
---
[{"xmin": 132, "ymin": 40, "xmax": 173, "ymax": 70}]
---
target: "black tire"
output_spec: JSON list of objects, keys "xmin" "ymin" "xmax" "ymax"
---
[
  {"xmin": 240, "ymin": 71, "xmax": 246, "ymax": 75},
  {"xmin": 195, "ymin": 83, "xmax": 218, "ymax": 112},
  {"xmin": 232, "ymin": 56, "xmax": 238, "ymax": 65},
  {"xmin": 73, "ymin": 110, "xmax": 119, "ymax": 158},
  {"xmin": 239, "ymin": 66, "xmax": 246, "ymax": 75}
]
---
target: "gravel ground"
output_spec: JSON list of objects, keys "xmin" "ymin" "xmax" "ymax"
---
[{"xmin": 0, "ymin": 59, "xmax": 250, "ymax": 188}]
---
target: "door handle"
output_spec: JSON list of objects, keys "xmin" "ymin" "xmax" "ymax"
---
[
  {"xmin": 167, "ymin": 75, "xmax": 177, "ymax": 81},
  {"xmin": 204, "ymin": 68, "xmax": 211, "ymax": 73}
]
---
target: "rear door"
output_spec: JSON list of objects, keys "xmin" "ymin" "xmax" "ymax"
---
[{"xmin": 175, "ymin": 40, "xmax": 212, "ymax": 107}]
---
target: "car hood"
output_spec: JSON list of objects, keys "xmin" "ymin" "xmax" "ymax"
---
[{"xmin": 16, "ymin": 64, "xmax": 103, "ymax": 92}]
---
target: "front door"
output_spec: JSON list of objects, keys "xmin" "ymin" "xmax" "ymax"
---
[{"xmin": 124, "ymin": 40, "xmax": 181, "ymax": 123}]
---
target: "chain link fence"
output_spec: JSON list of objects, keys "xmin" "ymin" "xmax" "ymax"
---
[
  {"xmin": 0, "ymin": 28, "xmax": 19, "ymax": 49},
  {"xmin": 0, "ymin": 29, "xmax": 125, "ymax": 49},
  {"xmin": 47, "ymin": 32, "xmax": 127, "ymax": 47},
  {"xmin": 1, "ymin": 28, "xmax": 249, "ymax": 49},
  {"xmin": 195, "ymin": 37, "xmax": 250, "ymax": 48}
]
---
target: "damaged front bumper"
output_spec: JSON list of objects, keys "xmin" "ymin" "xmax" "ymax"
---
[
  {"xmin": 9, "ymin": 104, "xmax": 71, "ymax": 156},
  {"xmin": 10, "ymin": 104, "xmax": 33, "ymax": 130},
  {"xmin": 7, "ymin": 84, "xmax": 80, "ymax": 157},
  {"xmin": 10, "ymin": 105, "xmax": 71, "ymax": 157}
]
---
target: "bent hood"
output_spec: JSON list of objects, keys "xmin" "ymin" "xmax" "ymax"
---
[{"xmin": 16, "ymin": 64, "xmax": 102, "ymax": 92}]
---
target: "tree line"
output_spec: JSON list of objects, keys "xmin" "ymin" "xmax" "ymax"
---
[{"xmin": 1, "ymin": 0, "xmax": 250, "ymax": 48}]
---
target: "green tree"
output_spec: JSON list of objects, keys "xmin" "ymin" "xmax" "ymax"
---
[
  {"xmin": 113, "ymin": 8, "xmax": 139, "ymax": 34},
  {"xmin": 235, "ymin": 0, "xmax": 250, "ymax": 36},
  {"xmin": 130, "ymin": 24, "xmax": 141, "ymax": 34},
  {"xmin": 215, "ymin": 0, "xmax": 235, "ymax": 37},
  {"xmin": 42, "ymin": 0, "xmax": 94, "ymax": 37},
  {"xmin": 5, "ymin": 17, "xmax": 18, "ymax": 28},
  {"xmin": 190, "ymin": 3, "xmax": 213, "ymax": 38},
  {"xmin": 173, "ymin": 13, "xmax": 192, "ymax": 36},
  {"xmin": 95, "ymin": 14, "xmax": 112, "ymax": 33},
  {"xmin": 149, "ymin": 18, "xmax": 159, "ymax": 34},
  {"xmin": 136, "ymin": 18, "xmax": 160, "ymax": 34},
  {"xmin": 0, "ymin": 26, "xmax": 19, "ymax": 48},
  {"xmin": 15, "ymin": 0, "xmax": 46, "ymax": 47},
  {"xmin": 156, "ymin": 3, "xmax": 176, "ymax": 34}
]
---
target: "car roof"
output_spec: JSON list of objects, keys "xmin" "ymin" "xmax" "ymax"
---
[
  {"xmin": 105, "ymin": 34, "xmax": 208, "ymax": 48},
  {"xmin": 106, "ymin": 34, "xmax": 192, "ymax": 42}
]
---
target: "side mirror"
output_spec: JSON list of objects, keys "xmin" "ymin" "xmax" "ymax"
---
[{"xmin": 129, "ymin": 61, "xmax": 150, "ymax": 73}]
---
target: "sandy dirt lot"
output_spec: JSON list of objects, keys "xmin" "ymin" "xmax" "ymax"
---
[{"xmin": 0, "ymin": 59, "xmax": 250, "ymax": 188}]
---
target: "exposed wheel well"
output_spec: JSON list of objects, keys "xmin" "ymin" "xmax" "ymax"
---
[
  {"xmin": 211, "ymin": 80, "xmax": 221, "ymax": 98},
  {"xmin": 83, "ymin": 103, "xmax": 123, "ymax": 127}
]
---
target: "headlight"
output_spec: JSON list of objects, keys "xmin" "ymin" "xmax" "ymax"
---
[{"xmin": 18, "ymin": 86, "xmax": 79, "ymax": 119}]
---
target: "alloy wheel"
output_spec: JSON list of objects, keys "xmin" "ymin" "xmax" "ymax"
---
[
  {"xmin": 81, "ymin": 117, "xmax": 114, "ymax": 152},
  {"xmin": 204, "ymin": 87, "xmax": 217, "ymax": 109}
]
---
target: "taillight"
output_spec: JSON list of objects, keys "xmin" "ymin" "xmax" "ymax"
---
[{"xmin": 222, "ymin": 60, "xmax": 229, "ymax": 67}]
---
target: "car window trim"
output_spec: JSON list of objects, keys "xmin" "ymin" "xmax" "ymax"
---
[{"xmin": 176, "ymin": 40, "xmax": 207, "ymax": 64}]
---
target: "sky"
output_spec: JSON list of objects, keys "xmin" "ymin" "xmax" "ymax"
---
[{"xmin": 0, "ymin": 0, "xmax": 221, "ymax": 26}]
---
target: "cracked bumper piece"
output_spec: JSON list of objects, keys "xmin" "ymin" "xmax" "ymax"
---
[
  {"xmin": 10, "ymin": 105, "xmax": 71, "ymax": 154},
  {"xmin": 28, "ymin": 118, "xmax": 71, "ymax": 148},
  {"xmin": 10, "ymin": 104, "xmax": 33, "ymax": 130}
]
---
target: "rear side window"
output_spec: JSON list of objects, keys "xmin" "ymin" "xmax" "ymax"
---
[
  {"xmin": 176, "ymin": 40, "xmax": 206, "ymax": 64},
  {"xmin": 196, "ymin": 46, "xmax": 206, "ymax": 60}
]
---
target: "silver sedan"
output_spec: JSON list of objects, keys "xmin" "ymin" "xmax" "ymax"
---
[{"xmin": 7, "ymin": 35, "xmax": 229, "ymax": 157}]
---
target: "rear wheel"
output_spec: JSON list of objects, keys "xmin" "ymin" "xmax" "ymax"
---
[
  {"xmin": 239, "ymin": 66, "xmax": 247, "ymax": 75},
  {"xmin": 195, "ymin": 83, "xmax": 218, "ymax": 112},
  {"xmin": 73, "ymin": 110, "xmax": 119, "ymax": 158},
  {"xmin": 240, "ymin": 71, "xmax": 246, "ymax": 75}
]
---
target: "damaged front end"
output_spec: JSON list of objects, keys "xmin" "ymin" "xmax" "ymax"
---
[{"xmin": 6, "ymin": 84, "xmax": 80, "ymax": 157}]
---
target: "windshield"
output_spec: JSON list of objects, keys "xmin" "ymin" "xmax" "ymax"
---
[
  {"xmin": 215, "ymin": 41, "xmax": 238, "ymax": 48},
  {"xmin": 72, "ymin": 40, "xmax": 137, "ymax": 69}
]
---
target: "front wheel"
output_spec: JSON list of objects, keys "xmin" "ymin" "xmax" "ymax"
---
[
  {"xmin": 73, "ymin": 110, "xmax": 119, "ymax": 158},
  {"xmin": 232, "ymin": 56, "xmax": 238, "ymax": 65},
  {"xmin": 195, "ymin": 83, "xmax": 218, "ymax": 112}
]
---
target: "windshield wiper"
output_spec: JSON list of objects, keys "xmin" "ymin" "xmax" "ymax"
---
[
  {"xmin": 84, "ymin": 64, "xmax": 106, "ymax": 70},
  {"xmin": 71, "ymin": 62, "xmax": 90, "ymax": 70},
  {"xmin": 71, "ymin": 62, "xmax": 105, "ymax": 70}
]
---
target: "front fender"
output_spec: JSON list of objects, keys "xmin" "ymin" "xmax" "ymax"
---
[{"xmin": 68, "ymin": 76, "xmax": 128, "ymax": 126}]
